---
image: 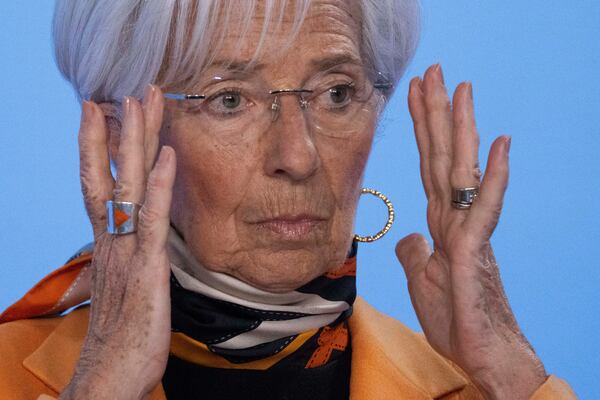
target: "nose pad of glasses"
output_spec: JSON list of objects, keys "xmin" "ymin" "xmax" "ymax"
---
[
  {"xmin": 270, "ymin": 92, "xmax": 310, "ymax": 122},
  {"xmin": 299, "ymin": 97, "xmax": 309, "ymax": 110},
  {"xmin": 270, "ymin": 96, "xmax": 280, "ymax": 122}
]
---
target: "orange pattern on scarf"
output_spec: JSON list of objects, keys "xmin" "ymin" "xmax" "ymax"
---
[{"xmin": 305, "ymin": 322, "xmax": 349, "ymax": 368}]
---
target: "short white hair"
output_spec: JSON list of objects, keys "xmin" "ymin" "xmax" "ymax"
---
[{"xmin": 53, "ymin": 0, "xmax": 420, "ymax": 103}]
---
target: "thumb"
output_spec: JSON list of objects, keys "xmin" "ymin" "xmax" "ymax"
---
[{"xmin": 395, "ymin": 233, "xmax": 432, "ymax": 279}]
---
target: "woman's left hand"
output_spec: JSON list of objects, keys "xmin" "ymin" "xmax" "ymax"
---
[{"xmin": 395, "ymin": 64, "xmax": 547, "ymax": 400}]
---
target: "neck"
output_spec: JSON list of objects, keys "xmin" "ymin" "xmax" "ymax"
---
[{"xmin": 167, "ymin": 228, "xmax": 357, "ymax": 366}]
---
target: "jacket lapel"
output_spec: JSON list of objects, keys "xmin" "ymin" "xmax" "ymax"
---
[
  {"xmin": 22, "ymin": 306, "xmax": 166, "ymax": 399},
  {"xmin": 349, "ymin": 297, "xmax": 468, "ymax": 399},
  {"xmin": 22, "ymin": 305, "xmax": 89, "ymax": 394}
]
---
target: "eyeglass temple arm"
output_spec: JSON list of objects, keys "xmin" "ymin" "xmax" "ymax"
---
[
  {"xmin": 164, "ymin": 93, "xmax": 206, "ymax": 100},
  {"xmin": 373, "ymin": 71, "xmax": 393, "ymax": 91},
  {"xmin": 374, "ymin": 82, "xmax": 393, "ymax": 90}
]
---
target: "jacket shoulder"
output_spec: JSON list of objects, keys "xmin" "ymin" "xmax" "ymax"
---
[
  {"xmin": 0, "ymin": 305, "xmax": 91, "ymax": 399},
  {"xmin": 350, "ymin": 298, "xmax": 577, "ymax": 400},
  {"xmin": 350, "ymin": 297, "xmax": 474, "ymax": 398},
  {"xmin": 0, "ymin": 315, "xmax": 65, "ymax": 399}
]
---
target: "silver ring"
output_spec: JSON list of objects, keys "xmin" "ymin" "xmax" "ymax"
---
[
  {"xmin": 106, "ymin": 200, "xmax": 142, "ymax": 235},
  {"xmin": 452, "ymin": 187, "xmax": 479, "ymax": 210}
]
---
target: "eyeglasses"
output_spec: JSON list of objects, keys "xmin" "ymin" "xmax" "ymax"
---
[{"xmin": 164, "ymin": 64, "xmax": 392, "ymax": 140}]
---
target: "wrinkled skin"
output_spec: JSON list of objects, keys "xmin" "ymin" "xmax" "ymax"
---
[
  {"xmin": 161, "ymin": 1, "xmax": 372, "ymax": 292},
  {"xmin": 396, "ymin": 66, "xmax": 547, "ymax": 398},
  {"xmin": 61, "ymin": 1, "xmax": 546, "ymax": 399}
]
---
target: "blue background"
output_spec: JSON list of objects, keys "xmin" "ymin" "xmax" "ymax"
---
[{"xmin": 1, "ymin": 2, "xmax": 598, "ymax": 397}]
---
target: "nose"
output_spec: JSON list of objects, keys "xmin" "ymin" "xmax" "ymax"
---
[{"xmin": 263, "ymin": 94, "xmax": 321, "ymax": 181}]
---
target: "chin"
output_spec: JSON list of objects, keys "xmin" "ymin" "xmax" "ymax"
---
[
  {"xmin": 182, "ymin": 220, "xmax": 354, "ymax": 292},
  {"xmin": 228, "ymin": 248, "xmax": 341, "ymax": 292}
]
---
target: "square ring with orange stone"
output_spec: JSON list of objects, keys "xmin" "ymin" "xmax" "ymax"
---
[{"xmin": 106, "ymin": 200, "xmax": 142, "ymax": 235}]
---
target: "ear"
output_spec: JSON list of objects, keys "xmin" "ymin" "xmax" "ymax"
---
[{"xmin": 97, "ymin": 102, "xmax": 122, "ymax": 163}]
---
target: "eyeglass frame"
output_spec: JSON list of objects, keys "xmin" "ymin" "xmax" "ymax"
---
[{"xmin": 163, "ymin": 71, "xmax": 393, "ymax": 122}]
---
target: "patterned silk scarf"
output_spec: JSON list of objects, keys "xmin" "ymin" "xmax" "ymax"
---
[{"xmin": 167, "ymin": 229, "xmax": 357, "ymax": 370}]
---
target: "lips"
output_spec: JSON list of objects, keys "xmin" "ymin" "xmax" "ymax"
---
[{"xmin": 253, "ymin": 215, "xmax": 327, "ymax": 240}]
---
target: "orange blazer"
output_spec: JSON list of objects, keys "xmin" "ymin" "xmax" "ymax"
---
[{"xmin": 0, "ymin": 254, "xmax": 576, "ymax": 399}]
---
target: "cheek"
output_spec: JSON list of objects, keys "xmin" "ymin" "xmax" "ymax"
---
[
  {"xmin": 160, "ymin": 120, "xmax": 259, "ymax": 235},
  {"xmin": 319, "ymin": 131, "xmax": 374, "ymax": 210},
  {"xmin": 315, "ymin": 129, "xmax": 374, "ymax": 258}
]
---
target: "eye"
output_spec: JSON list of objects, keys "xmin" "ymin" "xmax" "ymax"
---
[
  {"xmin": 202, "ymin": 89, "xmax": 255, "ymax": 117},
  {"xmin": 315, "ymin": 83, "xmax": 355, "ymax": 109},
  {"xmin": 329, "ymin": 85, "xmax": 351, "ymax": 104},
  {"xmin": 221, "ymin": 92, "xmax": 241, "ymax": 109}
]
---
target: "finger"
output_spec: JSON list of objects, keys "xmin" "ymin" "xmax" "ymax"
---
[
  {"xmin": 465, "ymin": 136, "xmax": 511, "ymax": 239},
  {"xmin": 422, "ymin": 64, "xmax": 453, "ymax": 200},
  {"xmin": 451, "ymin": 82, "xmax": 481, "ymax": 188},
  {"xmin": 137, "ymin": 146, "xmax": 177, "ymax": 256},
  {"xmin": 142, "ymin": 85, "xmax": 165, "ymax": 174},
  {"xmin": 79, "ymin": 101, "xmax": 115, "ymax": 239},
  {"xmin": 395, "ymin": 233, "xmax": 432, "ymax": 281},
  {"xmin": 408, "ymin": 77, "xmax": 434, "ymax": 199},
  {"xmin": 113, "ymin": 96, "xmax": 146, "ymax": 204},
  {"xmin": 451, "ymin": 83, "xmax": 481, "ymax": 220}
]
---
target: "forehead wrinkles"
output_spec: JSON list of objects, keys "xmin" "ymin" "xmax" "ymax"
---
[
  {"xmin": 210, "ymin": 0, "xmax": 361, "ymax": 70},
  {"xmin": 305, "ymin": 0, "xmax": 360, "ymax": 38},
  {"xmin": 207, "ymin": 1, "xmax": 301, "ymax": 69},
  {"xmin": 304, "ymin": 1, "xmax": 362, "ymax": 62}
]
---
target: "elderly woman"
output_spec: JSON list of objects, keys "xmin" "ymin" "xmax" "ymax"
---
[{"xmin": 0, "ymin": 1, "xmax": 576, "ymax": 399}]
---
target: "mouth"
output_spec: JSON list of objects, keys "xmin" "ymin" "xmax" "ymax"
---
[{"xmin": 252, "ymin": 214, "xmax": 328, "ymax": 241}]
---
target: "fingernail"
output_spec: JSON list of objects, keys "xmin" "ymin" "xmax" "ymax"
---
[
  {"xmin": 143, "ymin": 84, "xmax": 155, "ymax": 108},
  {"xmin": 81, "ymin": 100, "xmax": 92, "ymax": 124},
  {"xmin": 123, "ymin": 96, "xmax": 131, "ymax": 117},
  {"xmin": 467, "ymin": 81, "xmax": 473, "ymax": 101},
  {"xmin": 505, "ymin": 136, "xmax": 512, "ymax": 155},
  {"xmin": 434, "ymin": 64, "xmax": 444, "ymax": 84},
  {"xmin": 410, "ymin": 77, "xmax": 423, "ymax": 94},
  {"xmin": 157, "ymin": 146, "xmax": 171, "ymax": 165}
]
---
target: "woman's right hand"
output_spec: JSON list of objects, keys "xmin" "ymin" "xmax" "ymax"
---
[{"xmin": 60, "ymin": 86, "xmax": 176, "ymax": 400}]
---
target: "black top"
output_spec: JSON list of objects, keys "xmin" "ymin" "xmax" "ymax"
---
[{"xmin": 162, "ymin": 345, "xmax": 351, "ymax": 400}]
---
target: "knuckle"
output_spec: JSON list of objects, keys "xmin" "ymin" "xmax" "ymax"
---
[
  {"xmin": 81, "ymin": 182, "xmax": 108, "ymax": 205},
  {"xmin": 90, "ymin": 214, "xmax": 108, "ymax": 233},
  {"xmin": 430, "ymin": 143, "xmax": 451, "ymax": 158},
  {"xmin": 78, "ymin": 123, "xmax": 92, "ymax": 144},
  {"xmin": 451, "ymin": 166, "xmax": 482, "ymax": 185},
  {"xmin": 454, "ymin": 108, "xmax": 478, "ymax": 128},
  {"xmin": 137, "ymin": 205, "xmax": 164, "ymax": 236},
  {"xmin": 138, "ymin": 204, "xmax": 161, "ymax": 224},
  {"xmin": 113, "ymin": 179, "xmax": 140, "ymax": 200},
  {"xmin": 146, "ymin": 168, "xmax": 168, "ymax": 193},
  {"xmin": 80, "ymin": 175, "xmax": 98, "ymax": 197},
  {"xmin": 425, "ymin": 94, "xmax": 451, "ymax": 112},
  {"xmin": 478, "ymin": 200, "xmax": 503, "ymax": 222},
  {"xmin": 81, "ymin": 184, "xmax": 108, "ymax": 217},
  {"xmin": 454, "ymin": 110, "xmax": 469, "ymax": 126},
  {"xmin": 488, "ymin": 204, "xmax": 503, "ymax": 221},
  {"xmin": 79, "ymin": 163, "xmax": 98, "ymax": 189}
]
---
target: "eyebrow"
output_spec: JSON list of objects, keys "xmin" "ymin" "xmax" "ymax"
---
[
  {"xmin": 310, "ymin": 54, "xmax": 363, "ymax": 71},
  {"xmin": 206, "ymin": 53, "xmax": 363, "ymax": 74},
  {"xmin": 205, "ymin": 60, "xmax": 266, "ymax": 73}
]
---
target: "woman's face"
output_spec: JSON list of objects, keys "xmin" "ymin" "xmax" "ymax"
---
[{"xmin": 161, "ymin": 1, "xmax": 378, "ymax": 291}]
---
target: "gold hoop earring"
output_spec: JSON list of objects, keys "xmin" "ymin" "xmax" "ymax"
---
[{"xmin": 354, "ymin": 188, "xmax": 395, "ymax": 243}]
